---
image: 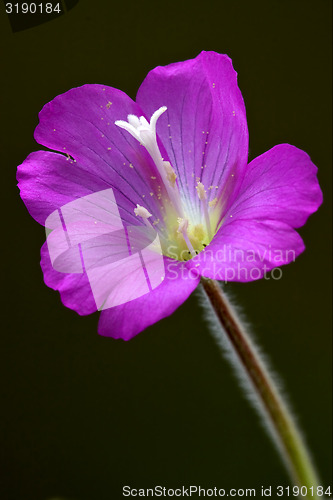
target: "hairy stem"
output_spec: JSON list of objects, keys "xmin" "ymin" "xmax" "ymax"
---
[{"xmin": 200, "ymin": 277, "xmax": 320, "ymax": 498}]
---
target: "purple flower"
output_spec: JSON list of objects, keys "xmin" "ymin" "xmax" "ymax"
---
[{"xmin": 17, "ymin": 51, "xmax": 322, "ymax": 340}]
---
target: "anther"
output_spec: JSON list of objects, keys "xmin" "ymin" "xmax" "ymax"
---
[
  {"xmin": 209, "ymin": 197, "xmax": 218, "ymax": 208},
  {"xmin": 196, "ymin": 182, "xmax": 206, "ymax": 200},
  {"xmin": 164, "ymin": 161, "xmax": 177, "ymax": 187},
  {"xmin": 134, "ymin": 204, "xmax": 153, "ymax": 229},
  {"xmin": 134, "ymin": 204, "xmax": 152, "ymax": 219}
]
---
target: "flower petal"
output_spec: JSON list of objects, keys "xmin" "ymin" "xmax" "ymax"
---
[
  {"xmin": 41, "ymin": 223, "xmax": 196, "ymax": 324},
  {"xmin": 136, "ymin": 51, "xmax": 249, "ymax": 223},
  {"xmin": 41, "ymin": 216, "xmax": 167, "ymax": 314},
  {"xmin": 193, "ymin": 144, "xmax": 322, "ymax": 281},
  {"xmin": 17, "ymin": 151, "xmax": 112, "ymax": 225},
  {"xmin": 226, "ymin": 144, "xmax": 323, "ymax": 228},
  {"xmin": 196, "ymin": 220, "xmax": 305, "ymax": 282},
  {"xmin": 97, "ymin": 258, "xmax": 200, "ymax": 340},
  {"xmin": 28, "ymin": 85, "xmax": 168, "ymax": 225}
]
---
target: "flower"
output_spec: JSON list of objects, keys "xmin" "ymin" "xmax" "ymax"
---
[{"xmin": 17, "ymin": 51, "xmax": 322, "ymax": 340}]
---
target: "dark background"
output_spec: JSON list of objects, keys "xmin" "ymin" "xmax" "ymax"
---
[{"xmin": 0, "ymin": 1, "xmax": 331, "ymax": 499}]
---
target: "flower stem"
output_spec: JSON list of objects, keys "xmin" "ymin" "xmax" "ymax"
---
[{"xmin": 200, "ymin": 277, "xmax": 320, "ymax": 498}]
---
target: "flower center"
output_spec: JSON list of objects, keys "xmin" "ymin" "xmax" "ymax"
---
[{"xmin": 115, "ymin": 107, "xmax": 217, "ymax": 261}]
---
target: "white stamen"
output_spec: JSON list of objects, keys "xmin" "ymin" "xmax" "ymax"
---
[
  {"xmin": 164, "ymin": 161, "xmax": 177, "ymax": 188},
  {"xmin": 177, "ymin": 218, "xmax": 196, "ymax": 258},
  {"xmin": 196, "ymin": 181, "xmax": 212, "ymax": 240},
  {"xmin": 134, "ymin": 204, "xmax": 152, "ymax": 219},
  {"xmin": 115, "ymin": 106, "xmax": 167, "ymax": 150},
  {"xmin": 177, "ymin": 217, "xmax": 189, "ymax": 233},
  {"xmin": 134, "ymin": 204, "xmax": 153, "ymax": 229},
  {"xmin": 196, "ymin": 182, "xmax": 207, "ymax": 200},
  {"xmin": 115, "ymin": 106, "xmax": 184, "ymax": 218}
]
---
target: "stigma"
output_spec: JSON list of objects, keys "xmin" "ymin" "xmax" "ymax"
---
[
  {"xmin": 115, "ymin": 106, "xmax": 218, "ymax": 261},
  {"xmin": 115, "ymin": 107, "xmax": 184, "ymax": 218},
  {"xmin": 115, "ymin": 106, "xmax": 167, "ymax": 154}
]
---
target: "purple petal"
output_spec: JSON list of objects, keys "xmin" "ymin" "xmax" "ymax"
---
[
  {"xmin": 195, "ymin": 220, "xmax": 305, "ymax": 282},
  {"xmin": 43, "ymin": 188, "xmax": 167, "ymax": 312},
  {"xmin": 41, "ymin": 223, "xmax": 167, "ymax": 315},
  {"xmin": 97, "ymin": 258, "xmax": 200, "ymax": 340},
  {"xmin": 17, "ymin": 151, "xmax": 113, "ymax": 226},
  {"xmin": 136, "ymin": 51, "xmax": 249, "ymax": 223},
  {"xmin": 20, "ymin": 85, "xmax": 169, "ymax": 226},
  {"xmin": 226, "ymin": 144, "xmax": 323, "ymax": 228},
  {"xmin": 40, "ymin": 241, "xmax": 96, "ymax": 315},
  {"xmin": 79, "ymin": 225, "xmax": 166, "ymax": 310},
  {"xmin": 193, "ymin": 144, "xmax": 322, "ymax": 281}
]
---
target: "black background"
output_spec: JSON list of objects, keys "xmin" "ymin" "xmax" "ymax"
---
[{"xmin": 0, "ymin": 1, "xmax": 332, "ymax": 499}]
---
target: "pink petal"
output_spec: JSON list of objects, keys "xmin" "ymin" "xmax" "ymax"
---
[
  {"xmin": 195, "ymin": 220, "xmax": 305, "ymax": 282},
  {"xmin": 136, "ymin": 51, "xmax": 249, "ymax": 222},
  {"xmin": 193, "ymin": 144, "xmax": 322, "ymax": 281},
  {"xmin": 40, "ymin": 241, "xmax": 96, "ymax": 315},
  {"xmin": 43, "ymin": 189, "xmax": 167, "ymax": 313},
  {"xmin": 98, "ymin": 258, "xmax": 200, "ymax": 340},
  {"xmin": 227, "ymin": 144, "xmax": 323, "ymax": 228},
  {"xmin": 18, "ymin": 85, "xmax": 168, "ymax": 226}
]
